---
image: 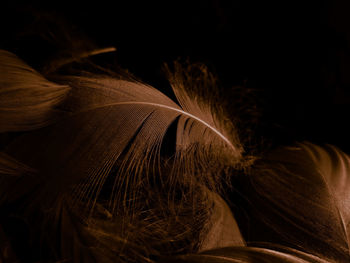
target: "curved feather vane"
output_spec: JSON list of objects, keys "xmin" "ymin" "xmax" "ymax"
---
[
  {"xmin": 231, "ymin": 142, "xmax": 350, "ymax": 262},
  {"xmin": 0, "ymin": 49, "xmax": 69, "ymax": 206},
  {"xmin": 1, "ymin": 55, "xmax": 245, "ymax": 260},
  {"xmin": 0, "ymin": 50, "xmax": 70, "ymax": 132},
  {"xmin": 159, "ymin": 245, "xmax": 330, "ymax": 263},
  {"xmin": 5, "ymin": 62, "xmax": 244, "ymax": 210},
  {"xmin": 198, "ymin": 191, "xmax": 245, "ymax": 251},
  {"xmin": 2, "ymin": 49, "xmax": 350, "ymax": 262},
  {"xmin": 165, "ymin": 63, "xmax": 239, "ymax": 152}
]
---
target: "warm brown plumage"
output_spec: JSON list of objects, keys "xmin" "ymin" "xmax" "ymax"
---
[{"xmin": 1, "ymin": 49, "xmax": 350, "ymax": 263}]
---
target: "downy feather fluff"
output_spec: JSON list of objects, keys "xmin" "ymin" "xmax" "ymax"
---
[
  {"xmin": 0, "ymin": 50, "xmax": 245, "ymax": 261},
  {"xmin": 4, "ymin": 60, "xmax": 245, "ymax": 207},
  {"xmin": 2, "ymin": 48, "xmax": 350, "ymax": 263},
  {"xmin": 0, "ymin": 50, "xmax": 70, "ymax": 132}
]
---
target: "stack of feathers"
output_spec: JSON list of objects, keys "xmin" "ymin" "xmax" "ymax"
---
[{"xmin": 0, "ymin": 43, "xmax": 350, "ymax": 263}]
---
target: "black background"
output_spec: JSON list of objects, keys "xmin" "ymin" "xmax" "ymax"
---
[{"xmin": 1, "ymin": 0, "xmax": 350, "ymax": 153}]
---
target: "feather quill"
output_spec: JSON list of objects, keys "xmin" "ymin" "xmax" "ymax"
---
[
  {"xmin": 2, "ymin": 53, "xmax": 245, "ymax": 260},
  {"xmin": 5, "ymin": 62, "xmax": 244, "ymax": 209},
  {"xmin": 2, "ymin": 49, "xmax": 349, "ymax": 262},
  {"xmin": 159, "ymin": 245, "xmax": 330, "ymax": 263}
]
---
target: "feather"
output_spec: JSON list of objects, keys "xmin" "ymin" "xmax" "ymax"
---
[
  {"xmin": 0, "ymin": 152, "xmax": 36, "ymax": 203},
  {"xmin": 3, "ymin": 48, "xmax": 350, "ymax": 262},
  {"xmin": 0, "ymin": 50, "xmax": 70, "ymax": 132},
  {"xmin": 198, "ymin": 191, "xmax": 245, "ymax": 251},
  {"xmin": 5, "ymin": 62, "xmax": 244, "ymax": 209},
  {"xmin": 0, "ymin": 152, "xmax": 34, "ymax": 176},
  {"xmin": 2, "ymin": 58, "xmax": 246, "ymax": 260},
  {"xmin": 43, "ymin": 46, "xmax": 117, "ymax": 74},
  {"xmin": 158, "ymin": 245, "xmax": 329, "ymax": 263},
  {"xmin": 231, "ymin": 142, "xmax": 350, "ymax": 262}
]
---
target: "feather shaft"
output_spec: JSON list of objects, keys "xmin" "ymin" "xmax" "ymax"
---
[{"xmin": 81, "ymin": 101, "xmax": 237, "ymax": 152}]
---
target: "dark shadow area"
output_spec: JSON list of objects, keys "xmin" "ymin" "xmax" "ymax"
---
[{"xmin": 2, "ymin": 0, "xmax": 350, "ymax": 152}]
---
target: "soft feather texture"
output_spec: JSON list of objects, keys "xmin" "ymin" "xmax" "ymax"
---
[
  {"xmin": 1, "ymin": 50, "xmax": 246, "ymax": 261},
  {"xmin": 5, "ymin": 62, "xmax": 244, "ymax": 210},
  {"xmin": 159, "ymin": 245, "xmax": 330, "ymax": 263},
  {"xmin": 2, "ymin": 48, "xmax": 350, "ymax": 263},
  {"xmin": 230, "ymin": 142, "xmax": 350, "ymax": 262},
  {"xmin": 198, "ymin": 191, "xmax": 245, "ymax": 251},
  {"xmin": 0, "ymin": 50, "xmax": 70, "ymax": 132}
]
